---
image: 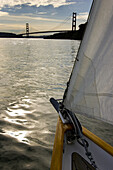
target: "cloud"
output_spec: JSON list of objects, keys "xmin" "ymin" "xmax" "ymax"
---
[
  {"xmin": 77, "ymin": 12, "xmax": 88, "ymax": 20},
  {"xmin": 0, "ymin": 0, "xmax": 76, "ymax": 8},
  {"xmin": 0, "ymin": 13, "xmax": 63, "ymax": 23},
  {"xmin": 0, "ymin": 11, "xmax": 9, "ymax": 16},
  {"xmin": 0, "ymin": 23, "xmax": 25, "ymax": 33},
  {"xmin": 0, "ymin": 1, "xmax": 92, "ymax": 33},
  {"xmin": 37, "ymin": 12, "xmax": 47, "ymax": 15}
]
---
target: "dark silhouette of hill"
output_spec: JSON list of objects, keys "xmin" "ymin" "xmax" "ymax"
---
[
  {"xmin": 44, "ymin": 22, "xmax": 87, "ymax": 40},
  {"xmin": 0, "ymin": 32, "xmax": 22, "ymax": 38}
]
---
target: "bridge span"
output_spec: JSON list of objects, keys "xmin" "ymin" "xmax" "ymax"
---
[
  {"xmin": 18, "ymin": 13, "xmax": 76, "ymax": 37},
  {"xmin": 18, "ymin": 30, "xmax": 71, "ymax": 36}
]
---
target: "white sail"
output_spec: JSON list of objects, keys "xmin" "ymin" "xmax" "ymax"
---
[{"xmin": 63, "ymin": 0, "xmax": 113, "ymax": 125}]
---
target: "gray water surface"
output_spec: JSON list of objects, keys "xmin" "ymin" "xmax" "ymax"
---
[{"xmin": 0, "ymin": 38, "xmax": 79, "ymax": 170}]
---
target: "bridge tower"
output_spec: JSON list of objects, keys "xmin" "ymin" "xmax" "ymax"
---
[
  {"xmin": 72, "ymin": 12, "xmax": 76, "ymax": 31},
  {"xmin": 26, "ymin": 23, "xmax": 29, "ymax": 37}
]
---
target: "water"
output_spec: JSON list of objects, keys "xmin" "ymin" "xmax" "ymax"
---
[
  {"xmin": 0, "ymin": 38, "xmax": 79, "ymax": 170},
  {"xmin": 0, "ymin": 38, "xmax": 113, "ymax": 170}
]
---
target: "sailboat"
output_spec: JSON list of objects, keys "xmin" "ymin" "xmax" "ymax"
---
[{"xmin": 50, "ymin": 0, "xmax": 113, "ymax": 169}]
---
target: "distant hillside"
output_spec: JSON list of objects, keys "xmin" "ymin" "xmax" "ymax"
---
[
  {"xmin": 44, "ymin": 22, "xmax": 87, "ymax": 40},
  {"xmin": 0, "ymin": 32, "xmax": 22, "ymax": 38}
]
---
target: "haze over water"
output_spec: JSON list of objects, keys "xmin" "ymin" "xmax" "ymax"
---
[{"xmin": 0, "ymin": 38, "xmax": 112, "ymax": 170}]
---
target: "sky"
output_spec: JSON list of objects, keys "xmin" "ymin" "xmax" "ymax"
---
[{"xmin": 0, "ymin": 0, "xmax": 93, "ymax": 34}]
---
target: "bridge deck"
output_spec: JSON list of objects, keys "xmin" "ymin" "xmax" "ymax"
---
[{"xmin": 18, "ymin": 30, "xmax": 71, "ymax": 36}]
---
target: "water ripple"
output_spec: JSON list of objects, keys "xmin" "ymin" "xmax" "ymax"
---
[{"xmin": 0, "ymin": 39, "xmax": 81, "ymax": 169}]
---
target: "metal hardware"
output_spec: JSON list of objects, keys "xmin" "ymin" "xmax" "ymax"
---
[
  {"xmin": 66, "ymin": 130, "xmax": 76, "ymax": 144},
  {"xmin": 50, "ymin": 98, "xmax": 70, "ymax": 124},
  {"xmin": 50, "ymin": 97, "xmax": 97, "ymax": 169}
]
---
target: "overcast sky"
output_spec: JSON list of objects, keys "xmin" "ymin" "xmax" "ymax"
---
[{"xmin": 0, "ymin": 0, "xmax": 93, "ymax": 34}]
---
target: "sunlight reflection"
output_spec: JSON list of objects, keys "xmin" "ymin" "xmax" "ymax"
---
[
  {"xmin": 41, "ymin": 129, "xmax": 52, "ymax": 134},
  {"xmin": 6, "ymin": 130, "xmax": 29, "ymax": 144},
  {"xmin": 4, "ymin": 117, "xmax": 27, "ymax": 125},
  {"xmin": 10, "ymin": 103, "xmax": 30, "ymax": 109},
  {"xmin": 6, "ymin": 107, "xmax": 31, "ymax": 117},
  {"xmin": 21, "ymin": 97, "xmax": 32, "ymax": 104}
]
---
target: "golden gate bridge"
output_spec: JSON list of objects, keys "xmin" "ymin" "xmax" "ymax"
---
[{"xmin": 18, "ymin": 13, "xmax": 77, "ymax": 37}]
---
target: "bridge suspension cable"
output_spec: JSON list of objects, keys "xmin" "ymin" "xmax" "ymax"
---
[
  {"xmin": 18, "ymin": 12, "xmax": 76, "ymax": 36},
  {"xmin": 50, "ymin": 14, "xmax": 71, "ymax": 31},
  {"xmin": 29, "ymin": 14, "xmax": 72, "ymax": 33},
  {"xmin": 30, "ymin": 25, "xmax": 40, "ymax": 32}
]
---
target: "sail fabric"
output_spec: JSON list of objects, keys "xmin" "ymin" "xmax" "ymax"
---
[{"xmin": 63, "ymin": 0, "xmax": 113, "ymax": 125}]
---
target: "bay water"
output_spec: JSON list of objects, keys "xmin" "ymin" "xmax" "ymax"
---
[
  {"xmin": 0, "ymin": 38, "xmax": 79, "ymax": 170},
  {"xmin": 0, "ymin": 38, "xmax": 112, "ymax": 170}
]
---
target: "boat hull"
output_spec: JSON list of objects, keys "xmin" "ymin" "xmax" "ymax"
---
[{"xmin": 51, "ymin": 117, "xmax": 113, "ymax": 170}]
